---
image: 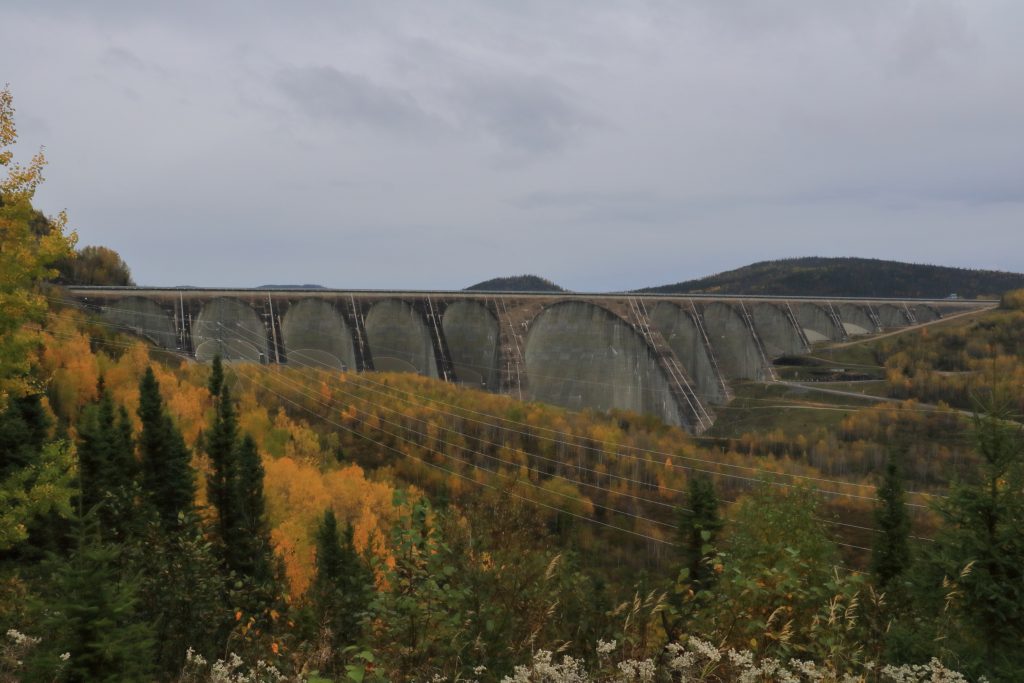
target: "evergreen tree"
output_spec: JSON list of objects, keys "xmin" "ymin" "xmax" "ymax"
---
[
  {"xmin": 917, "ymin": 402, "xmax": 1024, "ymax": 679},
  {"xmin": 33, "ymin": 520, "xmax": 155, "ymax": 682},
  {"xmin": 0, "ymin": 394, "xmax": 74, "ymax": 554},
  {"xmin": 129, "ymin": 515, "xmax": 227, "ymax": 677},
  {"xmin": 233, "ymin": 434, "xmax": 274, "ymax": 584},
  {"xmin": 871, "ymin": 445, "xmax": 910, "ymax": 591},
  {"xmin": 76, "ymin": 378, "xmax": 135, "ymax": 538},
  {"xmin": 370, "ymin": 494, "xmax": 467, "ymax": 678},
  {"xmin": 676, "ymin": 476, "xmax": 723, "ymax": 591},
  {"xmin": 206, "ymin": 382, "xmax": 239, "ymax": 548},
  {"xmin": 311, "ymin": 508, "xmax": 372, "ymax": 656},
  {"xmin": 208, "ymin": 353, "xmax": 224, "ymax": 398},
  {"xmin": 137, "ymin": 368, "xmax": 195, "ymax": 528},
  {"xmin": 0, "ymin": 394, "xmax": 50, "ymax": 477}
]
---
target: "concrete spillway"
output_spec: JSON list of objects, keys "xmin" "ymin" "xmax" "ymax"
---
[{"xmin": 66, "ymin": 288, "xmax": 993, "ymax": 434}]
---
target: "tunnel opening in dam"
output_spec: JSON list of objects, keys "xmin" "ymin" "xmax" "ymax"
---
[{"xmin": 523, "ymin": 301, "xmax": 686, "ymax": 428}]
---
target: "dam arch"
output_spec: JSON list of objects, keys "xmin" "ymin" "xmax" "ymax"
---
[
  {"xmin": 523, "ymin": 301, "xmax": 685, "ymax": 427},
  {"xmin": 749, "ymin": 303, "xmax": 806, "ymax": 358},
  {"xmin": 193, "ymin": 297, "xmax": 269, "ymax": 363},
  {"xmin": 876, "ymin": 303, "xmax": 911, "ymax": 329},
  {"xmin": 101, "ymin": 297, "xmax": 177, "ymax": 349},
  {"xmin": 913, "ymin": 305, "xmax": 940, "ymax": 323},
  {"xmin": 837, "ymin": 303, "xmax": 877, "ymax": 337},
  {"xmin": 280, "ymin": 299, "xmax": 356, "ymax": 371},
  {"xmin": 442, "ymin": 301, "xmax": 500, "ymax": 389},
  {"xmin": 794, "ymin": 303, "xmax": 844, "ymax": 342},
  {"xmin": 700, "ymin": 302, "xmax": 767, "ymax": 380},
  {"xmin": 648, "ymin": 302, "xmax": 727, "ymax": 404},
  {"xmin": 364, "ymin": 299, "xmax": 439, "ymax": 377}
]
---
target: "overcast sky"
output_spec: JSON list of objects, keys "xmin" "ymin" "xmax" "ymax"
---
[{"xmin": 4, "ymin": 1, "xmax": 1023, "ymax": 290}]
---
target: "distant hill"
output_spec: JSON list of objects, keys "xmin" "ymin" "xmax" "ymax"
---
[
  {"xmin": 256, "ymin": 284, "xmax": 326, "ymax": 290},
  {"xmin": 465, "ymin": 275, "xmax": 565, "ymax": 292},
  {"xmin": 641, "ymin": 257, "xmax": 1024, "ymax": 299}
]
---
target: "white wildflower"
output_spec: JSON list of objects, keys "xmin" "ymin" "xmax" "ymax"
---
[
  {"xmin": 665, "ymin": 643, "xmax": 696, "ymax": 672},
  {"xmin": 686, "ymin": 637, "xmax": 721, "ymax": 663},
  {"xmin": 596, "ymin": 639, "xmax": 617, "ymax": 657},
  {"xmin": 5, "ymin": 629, "xmax": 40, "ymax": 647},
  {"xmin": 59, "ymin": 652, "xmax": 71, "ymax": 662}
]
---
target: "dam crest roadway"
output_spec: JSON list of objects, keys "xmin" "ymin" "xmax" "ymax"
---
[{"xmin": 66, "ymin": 287, "xmax": 994, "ymax": 434}]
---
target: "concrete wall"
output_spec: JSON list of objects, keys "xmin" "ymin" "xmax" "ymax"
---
[
  {"xmin": 193, "ymin": 297, "xmax": 269, "ymax": 362},
  {"xmin": 280, "ymin": 299, "xmax": 356, "ymax": 371},
  {"xmin": 876, "ymin": 303, "xmax": 911, "ymax": 329},
  {"xmin": 837, "ymin": 303, "xmax": 876, "ymax": 336},
  {"xmin": 66, "ymin": 288, "xmax": 991, "ymax": 432},
  {"xmin": 649, "ymin": 302, "xmax": 727, "ymax": 404},
  {"xmin": 794, "ymin": 303, "xmax": 844, "ymax": 342},
  {"xmin": 442, "ymin": 301, "xmax": 500, "ymax": 389},
  {"xmin": 101, "ymin": 296, "xmax": 177, "ymax": 349},
  {"xmin": 364, "ymin": 299, "xmax": 438, "ymax": 377},
  {"xmin": 749, "ymin": 303, "xmax": 806, "ymax": 358},
  {"xmin": 913, "ymin": 305, "xmax": 940, "ymax": 323},
  {"xmin": 523, "ymin": 301, "xmax": 685, "ymax": 427},
  {"xmin": 701, "ymin": 303, "xmax": 767, "ymax": 380}
]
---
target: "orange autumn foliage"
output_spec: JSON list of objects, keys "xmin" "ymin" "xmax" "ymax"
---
[{"xmin": 264, "ymin": 457, "xmax": 401, "ymax": 596}]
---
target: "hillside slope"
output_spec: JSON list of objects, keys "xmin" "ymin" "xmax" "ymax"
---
[
  {"xmin": 465, "ymin": 274, "xmax": 565, "ymax": 292},
  {"xmin": 642, "ymin": 257, "xmax": 1023, "ymax": 298}
]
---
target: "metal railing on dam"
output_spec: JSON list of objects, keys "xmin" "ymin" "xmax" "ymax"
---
[{"xmin": 63, "ymin": 287, "xmax": 996, "ymax": 434}]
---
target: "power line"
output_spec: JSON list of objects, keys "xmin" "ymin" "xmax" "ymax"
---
[
  {"xmin": 40, "ymin": 312, "xmax": 886, "ymax": 567},
  {"xmin": 45, "ymin": 300, "xmax": 958, "ymax": 507}
]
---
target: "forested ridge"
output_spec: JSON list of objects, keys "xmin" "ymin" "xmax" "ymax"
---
[
  {"xmin": 464, "ymin": 275, "xmax": 565, "ymax": 292},
  {"xmin": 643, "ymin": 257, "xmax": 1024, "ymax": 299},
  {"xmin": 4, "ymin": 88, "xmax": 1024, "ymax": 681}
]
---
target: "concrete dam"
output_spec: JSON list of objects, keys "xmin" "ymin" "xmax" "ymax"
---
[{"xmin": 65, "ymin": 287, "xmax": 991, "ymax": 434}]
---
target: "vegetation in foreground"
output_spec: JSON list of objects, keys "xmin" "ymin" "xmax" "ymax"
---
[{"xmin": 3, "ymin": 87, "xmax": 1024, "ymax": 681}]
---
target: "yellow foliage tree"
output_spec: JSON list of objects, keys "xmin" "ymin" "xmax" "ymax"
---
[
  {"xmin": 0, "ymin": 86, "xmax": 77, "ymax": 548},
  {"xmin": 0, "ymin": 85, "xmax": 76, "ymax": 405}
]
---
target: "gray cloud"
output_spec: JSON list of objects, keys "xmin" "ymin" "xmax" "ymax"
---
[
  {"xmin": 0, "ymin": 0, "xmax": 1022, "ymax": 291},
  {"xmin": 452, "ymin": 74, "xmax": 593, "ymax": 155},
  {"xmin": 276, "ymin": 65, "xmax": 435, "ymax": 131}
]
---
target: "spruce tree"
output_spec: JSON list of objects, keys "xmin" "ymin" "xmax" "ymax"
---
[
  {"xmin": 35, "ymin": 521, "xmax": 155, "ymax": 682},
  {"xmin": 208, "ymin": 353, "xmax": 224, "ymax": 399},
  {"xmin": 130, "ymin": 515, "xmax": 227, "ymax": 677},
  {"xmin": 206, "ymin": 382, "xmax": 239, "ymax": 549},
  {"xmin": 677, "ymin": 476, "xmax": 723, "ymax": 590},
  {"xmin": 76, "ymin": 378, "xmax": 136, "ymax": 538},
  {"xmin": 137, "ymin": 368, "xmax": 195, "ymax": 528},
  {"xmin": 919, "ymin": 402, "xmax": 1024, "ymax": 678},
  {"xmin": 871, "ymin": 445, "xmax": 910, "ymax": 591},
  {"xmin": 311, "ymin": 508, "xmax": 372, "ymax": 655},
  {"xmin": 0, "ymin": 393, "xmax": 50, "ymax": 477},
  {"xmin": 233, "ymin": 434, "xmax": 274, "ymax": 584}
]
